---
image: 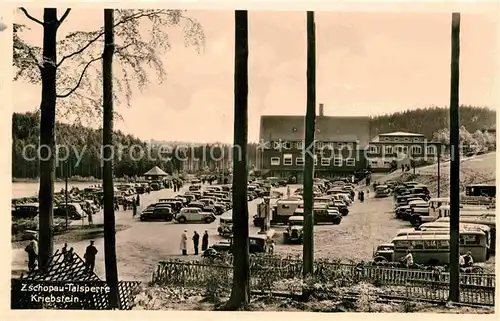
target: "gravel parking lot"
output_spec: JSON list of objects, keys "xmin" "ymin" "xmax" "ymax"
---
[{"xmin": 9, "ymin": 183, "xmax": 428, "ymax": 280}]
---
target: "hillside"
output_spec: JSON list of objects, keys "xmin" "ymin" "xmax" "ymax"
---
[{"xmin": 369, "ymin": 106, "xmax": 495, "ymax": 139}]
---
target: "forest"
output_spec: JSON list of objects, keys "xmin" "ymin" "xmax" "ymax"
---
[
  {"xmin": 369, "ymin": 105, "xmax": 495, "ymax": 138},
  {"xmin": 12, "ymin": 105, "xmax": 495, "ymax": 179}
]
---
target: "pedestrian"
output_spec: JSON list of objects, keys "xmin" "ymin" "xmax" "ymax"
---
[
  {"xmin": 84, "ymin": 240, "xmax": 98, "ymax": 274},
  {"xmin": 62, "ymin": 243, "xmax": 71, "ymax": 264},
  {"xmin": 136, "ymin": 194, "xmax": 140, "ymax": 206},
  {"xmin": 67, "ymin": 247, "xmax": 74, "ymax": 265},
  {"xmin": 123, "ymin": 201, "xmax": 128, "ymax": 211},
  {"xmin": 202, "ymin": 230, "xmax": 209, "ymax": 252},
  {"xmin": 114, "ymin": 201, "xmax": 119, "ymax": 211},
  {"xmin": 25, "ymin": 235, "xmax": 38, "ymax": 272},
  {"xmin": 192, "ymin": 231, "xmax": 200, "ymax": 255},
  {"xmin": 132, "ymin": 202, "xmax": 137, "ymax": 217},
  {"xmin": 401, "ymin": 164, "xmax": 404, "ymax": 172},
  {"xmin": 287, "ymin": 186, "xmax": 291, "ymax": 198},
  {"xmin": 180, "ymin": 230, "xmax": 188, "ymax": 255},
  {"xmin": 359, "ymin": 191, "xmax": 365, "ymax": 202},
  {"xmin": 87, "ymin": 209, "xmax": 93, "ymax": 225}
]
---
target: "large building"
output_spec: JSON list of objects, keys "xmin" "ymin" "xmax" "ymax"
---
[
  {"xmin": 257, "ymin": 104, "xmax": 371, "ymax": 181},
  {"xmin": 366, "ymin": 132, "xmax": 443, "ymax": 171}
]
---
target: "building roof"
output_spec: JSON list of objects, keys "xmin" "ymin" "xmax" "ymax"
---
[
  {"xmin": 259, "ymin": 115, "xmax": 371, "ymax": 148},
  {"xmin": 144, "ymin": 166, "xmax": 168, "ymax": 176},
  {"xmin": 378, "ymin": 132, "xmax": 425, "ymax": 137}
]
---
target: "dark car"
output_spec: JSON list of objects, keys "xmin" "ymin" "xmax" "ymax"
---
[
  {"xmin": 135, "ymin": 186, "xmax": 145, "ymax": 194},
  {"xmin": 150, "ymin": 182, "xmax": 161, "ymax": 191},
  {"xmin": 203, "ymin": 236, "xmax": 267, "ymax": 256},
  {"xmin": 12, "ymin": 203, "xmax": 39, "ymax": 220},
  {"xmin": 277, "ymin": 180, "xmax": 287, "ymax": 187},
  {"xmin": 54, "ymin": 203, "xmax": 86, "ymax": 220},
  {"xmin": 140, "ymin": 205, "xmax": 173, "ymax": 221}
]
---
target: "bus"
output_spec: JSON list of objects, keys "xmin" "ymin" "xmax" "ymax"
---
[
  {"xmin": 437, "ymin": 204, "xmax": 495, "ymax": 218},
  {"xmin": 436, "ymin": 216, "xmax": 496, "ymax": 252},
  {"xmin": 391, "ymin": 232, "xmax": 489, "ymax": 265},
  {"xmin": 418, "ymin": 221, "xmax": 493, "ymax": 252},
  {"xmin": 465, "ymin": 184, "xmax": 496, "ymax": 198}
]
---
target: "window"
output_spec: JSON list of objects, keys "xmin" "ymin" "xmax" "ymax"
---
[
  {"xmin": 413, "ymin": 137, "xmax": 420, "ymax": 142},
  {"xmin": 270, "ymin": 157, "xmax": 280, "ymax": 166},
  {"xmin": 296, "ymin": 157, "xmax": 304, "ymax": 166},
  {"xmin": 394, "ymin": 241, "xmax": 410, "ymax": 249},
  {"xmin": 423, "ymin": 240, "xmax": 437, "ymax": 250},
  {"xmin": 370, "ymin": 160, "xmax": 378, "ymax": 167},
  {"xmin": 404, "ymin": 137, "xmax": 410, "ymax": 142},
  {"xmin": 368, "ymin": 145, "xmax": 379, "ymax": 153},
  {"xmin": 272, "ymin": 141, "xmax": 281, "ymax": 150},
  {"xmin": 411, "ymin": 240, "xmax": 424, "ymax": 250},
  {"xmin": 383, "ymin": 136, "xmax": 390, "ymax": 141},
  {"xmin": 345, "ymin": 158, "xmax": 355, "ymax": 166},
  {"xmin": 426, "ymin": 146, "xmax": 436, "ymax": 154},
  {"xmin": 296, "ymin": 141, "xmax": 304, "ymax": 150},
  {"xmin": 394, "ymin": 137, "xmax": 400, "ymax": 142},
  {"xmin": 461, "ymin": 235, "xmax": 481, "ymax": 245},
  {"xmin": 411, "ymin": 146, "xmax": 422, "ymax": 154},
  {"xmin": 283, "ymin": 141, "xmax": 292, "ymax": 150},
  {"xmin": 283, "ymin": 154, "xmax": 293, "ymax": 165},
  {"xmin": 314, "ymin": 155, "xmax": 318, "ymax": 166},
  {"xmin": 384, "ymin": 146, "xmax": 393, "ymax": 154},
  {"xmin": 437, "ymin": 240, "xmax": 450, "ymax": 249},
  {"xmin": 384, "ymin": 161, "xmax": 391, "ymax": 166},
  {"xmin": 321, "ymin": 158, "xmax": 331, "ymax": 166},
  {"xmin": 333, "ymin": 156, "xmax": 343, "ymax": 166}
]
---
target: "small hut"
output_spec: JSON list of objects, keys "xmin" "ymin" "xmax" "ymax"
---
[{"xmin": 144, "ymin": 166, "xmax": 168, "ymax": 182}]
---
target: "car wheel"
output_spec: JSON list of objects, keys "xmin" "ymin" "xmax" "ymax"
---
[
  {"xmin": 165, "ymin": 215, "xmax": 173, "ymax": 222},
  {"xmin": 178, "ymin": 217, "xmax": 187, "ymax": 223}
]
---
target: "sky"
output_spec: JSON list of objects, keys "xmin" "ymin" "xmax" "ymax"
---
[{"xmin": 13, "ymin": 8, "xmax": 499, "ymax": 143}]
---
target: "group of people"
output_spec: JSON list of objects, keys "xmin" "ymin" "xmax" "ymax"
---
[
  {"xmin": 25, "ymin": 237, "xmax": 98, "ymax": 274},
  {"xmin": 180, "ymin": 230, "xmax": 209, "ymax": 255},
  {"xmin": 400, "ymin": 250, "xmax": 475, "ymax": 269}
]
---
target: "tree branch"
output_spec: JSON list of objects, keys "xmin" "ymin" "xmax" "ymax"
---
[
  {"xmin": 58, "ymin": 9, "xmax": 71, "ymax": 26},
  {"xmin": 57, "ymin": 10, "xmax": 165, "ymax": 67},
  {"xmin": 19, "ymin": 8, "xmax": 44, "ymax": 26},
  {"xmin": 56, "ymin": 56, "xmax": 102, "ymax": 98}
]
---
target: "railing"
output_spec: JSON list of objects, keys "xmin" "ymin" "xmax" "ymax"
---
[{"xmin": 152, "ymin": 257, "xmax": 495, "ymax": 306}]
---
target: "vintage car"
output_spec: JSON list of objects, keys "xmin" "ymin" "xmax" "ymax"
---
[
  {"xmin": 54, "ymin": 203, "xmax": 87, "ymax": 220},
  {"xmin": 283, "ymin": 216, "xmax": 304, "ymax": 244},
  {"xmin": 375, "ymin": 185, "xmax": 391, "ymax": 198},
  {"xmin": 203, "ymin": 235, "xmax": 268, "ymax": 257},
  {"xmin": 294, "ymin": 206, "xmax": 342, "ymax": 225},
  {"xmin": 12, "ymin": 203, "xmax": 40, "ymax": 220},
  {"xmin": 373, "ymin": 243, "xmax": 395, "ymax": 262},
  {"xmin": 218, "ymin": 212, "xmax": 233, "ymax": 237},
  {"xmin": 175, "ymin": 207, "xmax": 216, "ymax": 224},
  {"xmin": 140, "ymin": 205, "xmax": 174, "ymax": 222},
  {"xmin": 333, "ymin": 200, "xmax": 349, "ymax": 216}
]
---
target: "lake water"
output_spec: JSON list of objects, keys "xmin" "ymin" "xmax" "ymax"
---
[{"xmin": 12, "ymin": 181, "xmax": 97, "ymax": 199}]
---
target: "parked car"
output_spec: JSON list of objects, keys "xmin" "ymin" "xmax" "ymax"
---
[
  {"xmin": 175, "ymin": 207, "xmax": 216, "ymax": 224},
  {"xmin": 140, "ymin": 205, "xmax": 174, "ymax": 221},
  {"xmin": 150, "ymin": 182, "xmax": 161, "ymax": 191},
  {"xmin": 54, "ymin": 203, "xmax": 86, "ymax": 220},
  {"xmin": 12, "ymin": 203, "xmax": 39, "ymax": 220},
  {"xmin": 283, "ymin": 216, "xmax": 304, "ymax": 244},
  {"xmin": 333, "ymin": 200, "xmax": 349, "ymax": 216}
]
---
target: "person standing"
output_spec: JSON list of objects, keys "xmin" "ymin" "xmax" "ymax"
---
[
  {"xmin": 180, "ymin": 230, "xmax": 188, "ymax": 255},
  {"xmin": 25, "ymin": 235, "xmax": 38, "ymax": 271},
  {"xmin": 132, "ymin": 201, "xmax": 137, "ymax": 218},
  {"xmin": 286, "ymin": 186, "xmax": 291, "ymax": 199},
  {"xmin": 192, "ymin": 231, "xmax": 200, "ymax": 255},
  {"xmin": 84, "ymin": 240, "xmax": 98, "ymax": 274},
  {"xmin": 201, "ymin": 230, "xmax": 209, "ymax": 252},
  {"xmin": 136, "ymin": 194, "xmax": 140, "ymax": 206}
]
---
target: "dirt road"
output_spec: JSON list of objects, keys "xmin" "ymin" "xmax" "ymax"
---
[{"xmin": 11, "ymin": 184, "xmax": 407, "ymax": 281}]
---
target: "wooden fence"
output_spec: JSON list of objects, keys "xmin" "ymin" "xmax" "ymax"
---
[{"xmin": 152, "ymin": 257, "xmax": 495, "ymax": 306}]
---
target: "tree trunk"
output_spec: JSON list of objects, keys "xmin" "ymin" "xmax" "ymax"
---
[
  {"xmin": 448, "ymin": 12, "xmax": 461, "ymax": 303},
  {"xmin": 302, "ymin": 11, "xmax": 316, "ymax": 300},
  {"xmin": 224, "ymin": 10, "xmax": 250, "ymax": 311},
  {"xmin": 38, "ymin": 8, "xmax": 58, "ymax": 269},
  {"xmin": 103, "ymin": 8, "xmax": 120, "ymax": 309}
]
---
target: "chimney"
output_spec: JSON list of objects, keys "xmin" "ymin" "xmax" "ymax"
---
[{"xmin": 319, "ymin": 103, "xmax": 324, "ymax": 116}]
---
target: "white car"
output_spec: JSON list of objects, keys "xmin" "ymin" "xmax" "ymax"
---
[{"xmin": 176, "ymin": 207, "xmax": 216, "ymax": 224}]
